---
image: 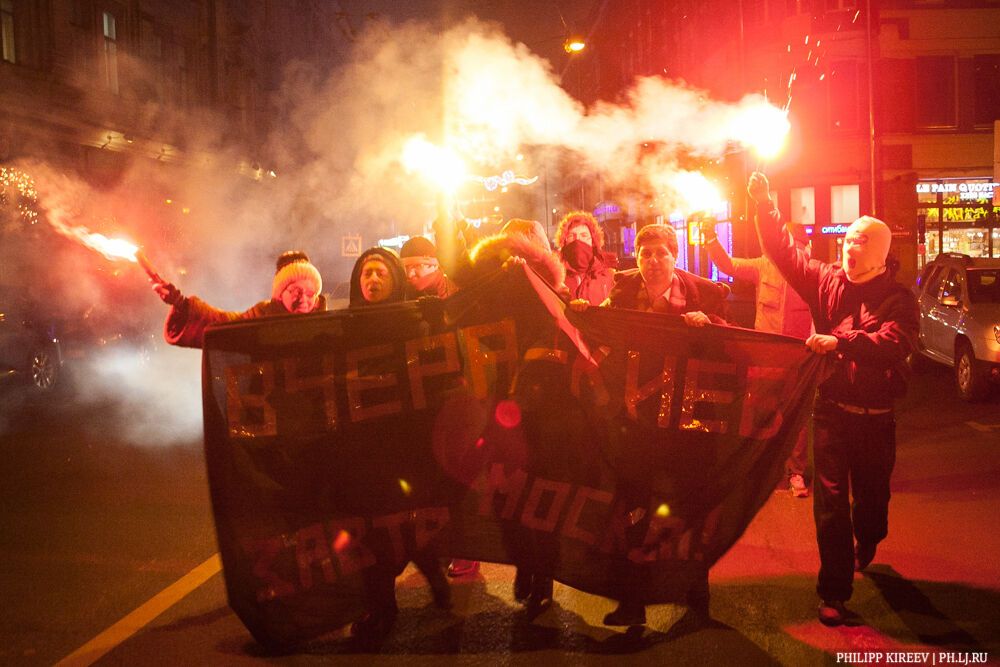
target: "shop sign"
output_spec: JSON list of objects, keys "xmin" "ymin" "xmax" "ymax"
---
[
  {"xmin": 820, "ymin": 224, "xmax": 851, "ymax": 235},
  {"xmin": 915, "ymin": 181, "xmax": 999, "ymax": 201}
]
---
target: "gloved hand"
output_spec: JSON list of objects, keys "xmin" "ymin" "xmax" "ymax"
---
[{"xmin": 153, "ymin": 281, "xmax": 184, "ymax": 306}]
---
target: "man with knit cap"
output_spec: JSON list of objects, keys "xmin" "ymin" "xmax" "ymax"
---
[
  {"xmin": 152, "ymin": 249, "xmax": 325, "ymax": 348},
  {"xmin": 750, "ymin": 172, "xmax": 919, "ymax": 627},
  {"xmin": 399, "ymin": 236, "xmax": 457, "ymax": 299}
]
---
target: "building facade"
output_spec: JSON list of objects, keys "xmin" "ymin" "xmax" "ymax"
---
[{"xmin": 585, "ymin": 0, "xmax": 1000, "ymax": 286}]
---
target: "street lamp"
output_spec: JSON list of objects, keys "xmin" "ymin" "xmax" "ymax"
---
[{"xmin": 563, "ymin": 36, "xmax": 586, "ymax": 54}]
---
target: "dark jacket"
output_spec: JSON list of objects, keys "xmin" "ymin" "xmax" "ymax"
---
[
  {"xmin": 755, "ymin": 202, "xmax": 919, "ymax": 409},
  {"xmin": 349, "ymin": 247, "xmax": 408, "ymax": 307},
  {"xmin": 164, "ymin": 295, "xmax": 327, "ymax": 349},
  {"xmin": 605, "ymin": 267, "xmax": 730, "ymax": 323}
]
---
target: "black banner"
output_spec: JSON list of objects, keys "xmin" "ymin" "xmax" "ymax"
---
[{"xmin": 201, "ymin": 265, "xmax": 826, "ymax": 648}]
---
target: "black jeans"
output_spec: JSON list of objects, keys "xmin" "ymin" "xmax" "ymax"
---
[{"xmin": 813, "ymin": 399, "xmax": 896, "ymax": 602}]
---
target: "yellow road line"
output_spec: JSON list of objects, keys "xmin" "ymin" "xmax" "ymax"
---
[{"xmin": 54, "ymin": 553, "xmax": 222, "ymax": 667}]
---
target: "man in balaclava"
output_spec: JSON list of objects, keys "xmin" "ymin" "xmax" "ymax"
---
[
  {"xmin": 749, "ymin": 172, "xmax": 919, "ymax": 628},
  {"xmin": 399, "ymin": 236, "xmax": 457, "ymax": 299}
]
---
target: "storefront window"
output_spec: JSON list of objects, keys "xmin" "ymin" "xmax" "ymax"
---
[
  {"xmin": 916, "ymin": 178, "xmax": 999, "ymax": 260},
  {"xmin": 942, "ymin": 227, "xmax": 989, "ymax": 257},
  {"xmin": 917, "ymin": 191, "xmax": 938, "ymax": 205},
  {"xmin": 831, "ymin": 184, "xmax": 859, "ymax": 223},
  {"xmin": 993, "ymin": 228, "xmax": 1000, "ymax": 258},
  {"xmin": 790, "ymin": 187, "xmax": 815, "ymax": 225}
]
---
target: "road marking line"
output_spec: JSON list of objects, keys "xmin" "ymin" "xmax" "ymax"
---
[{"xmin": 54, "ymin": 553, "xmax": 221, "ymax": 667}]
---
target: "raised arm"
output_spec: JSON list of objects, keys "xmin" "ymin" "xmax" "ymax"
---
[{"xmin": 749, "ymin": 172, "xmax": 821, "ymax": 307}]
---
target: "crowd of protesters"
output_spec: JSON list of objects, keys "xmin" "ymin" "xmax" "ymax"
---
[{"xmin": 149, "ymin": 172, "xmax": 917, "ymax": 640}]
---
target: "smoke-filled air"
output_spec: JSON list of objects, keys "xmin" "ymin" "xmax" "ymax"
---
[{"xmin": 1, "ymin": 16, "xmax": 788, "ymax": 446}]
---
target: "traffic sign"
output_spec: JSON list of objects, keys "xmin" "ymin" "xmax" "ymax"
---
[{"xmin": 341, "ymin": 234, "xmax": 361, "ymax": 257}]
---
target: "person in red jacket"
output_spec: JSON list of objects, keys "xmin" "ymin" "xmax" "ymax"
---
[
  {"xmin": 152, "ymin": 250, "xmax": 325, "ymax": 348},
  {"xmin": 750, "ymin": 171, "xmax": 919, "ymax": 627},
  {"xmin": 555, "ymin": 211, "xmax": 615, "ymax": 306}
]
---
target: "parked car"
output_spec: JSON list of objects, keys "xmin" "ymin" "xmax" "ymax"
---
[
  {"xmin": 913, "ymin": 253, "xmax": 1000, "ymax": 401},
  {"xmin": 0, "ymin": 286, "xmax": 63, "ymax": 395}
]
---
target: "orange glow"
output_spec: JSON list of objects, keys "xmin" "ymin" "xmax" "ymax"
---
[
  {"xmin": 667, "ymin": 171, "xmax": 726, "ymax": 216},
  {"xmin": 74, "ymin": 229, "xmax": 139, "ymax": 262},
  {"xmin": 401, "ymin": 135, "xmax": 467, "ymax": 194},
  {"xmin": 563, "ymin": 37, "xmax": 586, "ymax": 53},
  {"xmin": 731, "ymin": 102, "xmax": 790, "ymax": 160}
]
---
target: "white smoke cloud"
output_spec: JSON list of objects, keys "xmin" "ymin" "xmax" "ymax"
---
[{"xmin": 5, "ymin": 15, "xmax": 787, "ymax": 446}]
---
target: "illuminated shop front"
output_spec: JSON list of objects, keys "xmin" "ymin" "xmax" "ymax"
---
[{"xmin": 917, "ymin": 178, "xmax": 1000, "ymax": 262}]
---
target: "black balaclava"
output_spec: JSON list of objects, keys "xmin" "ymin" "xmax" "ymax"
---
[{"xmin": 560, "ymin": 240, "xmax": 595, "ymax": 271}]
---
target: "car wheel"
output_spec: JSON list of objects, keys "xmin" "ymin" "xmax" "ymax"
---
[
  {"xmin": 955, "ymin": 343, "xmax": 988, "ymax": 402},
  {"xmin": 30, "ymin": 348, "xmax": 59, "ymax": 391}
]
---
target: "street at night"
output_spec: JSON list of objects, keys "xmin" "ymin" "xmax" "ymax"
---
[
  {"xmin": 3, "ymin": 0, "xmax": 1000, "ymax": 665},
  {"xmin": 1, "ymin": 358, "xmax": 997, "ymax": 666}
]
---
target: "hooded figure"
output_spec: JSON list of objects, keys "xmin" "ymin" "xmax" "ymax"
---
[
  {"xmin": 348, "ymin": 247, "xmax": 408, "ymax": 308},
  {"xmin": 555, "ymin": 211, "xmax": 615, "ymax": 305},
  {"xmin": 154, "ymin": 250, "xmax": 325, "ymax": 348}
]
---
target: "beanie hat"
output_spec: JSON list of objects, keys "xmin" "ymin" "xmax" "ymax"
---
[
  {"xmin": 272, "ymin": 259, "xmax": 322, "ymax": 300},
  {"xmin": 400, "ymin": 236, "xmax": 437, "ymax": 260},
  {"xmin": 844, "ymin": 216, "xmax": 891, "ymax": 284},
  {"xmin": 275, "ymin": 250, "xmax": 310, "ymax": 272}
]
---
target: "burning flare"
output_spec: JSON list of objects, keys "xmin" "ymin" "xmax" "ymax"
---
[
  {"xmin": 730, "ymin": 101, "xmax": 791, "ymax": 160},
  {"xmin": 668, "ymin": 171, "xmax": 726, "ymax": 216},
  {"xmin": 401, "ymin": 135, "xmax": 468, "ymax": 194}
]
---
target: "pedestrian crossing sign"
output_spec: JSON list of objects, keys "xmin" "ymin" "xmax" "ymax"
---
[{"xmin": 342, "ymin": 234, "xmax": 361, "ymax": 257}]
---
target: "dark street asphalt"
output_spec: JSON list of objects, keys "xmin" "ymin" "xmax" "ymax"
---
[{"xmin": 1, "ymin": 359, "xmax": 998, "ymax": 666}]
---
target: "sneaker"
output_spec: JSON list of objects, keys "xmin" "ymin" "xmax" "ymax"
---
[
  {"xmin": 854, "ymin": 541, "xmax": 877, "ymax": 571},
  {"xmin": 603, "ymin": 600, "xmax": 646, "ymax": 626},
  {"xmin": 447, "ymin": 559, "xmax": 480, "ymax": 577},
  {"xmin": 789, "ymin": 474, "xmax": 809, "ymax": 498},
  {"xmin": 818, "ymin": 600, "xmax": 860, "ymax": 627}
]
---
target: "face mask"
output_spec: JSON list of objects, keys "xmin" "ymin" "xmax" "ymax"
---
[
  {"xmin": 843, "ymin": 216, "xmax": 891, "ymax": 284},
  {"xmin": 410, "ymin": 269, "xmax": 440, "ymax": 292},
  {"xmin": 561, "ymin": 240, "xmax": 594, "ymax": 270}
]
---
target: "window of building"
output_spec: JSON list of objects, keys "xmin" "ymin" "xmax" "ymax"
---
[
  {"xmin": 790, "ymin": 187, "xmax": 815, "ymax": 225},
  {"xmin": 831, "ymin": 184, "xmax": 860, "ymax": 223},
  {"xmin": 829, "ymin": 60, "xmax": 860, "ymax": 131},
  {"xmin": 102, "ymin": 10, "xmax": 118, "ymax": 93},
  {"xmin": 973, "ymin": 54, "xmax": 1000, "ymax": 127},
  {"xmin": 1, "ymin": 0, "xmax": 15, "ymax": 63},
  {"xmin": 915, "ymin": 56, "xmax": 956, "ymax": 128}
]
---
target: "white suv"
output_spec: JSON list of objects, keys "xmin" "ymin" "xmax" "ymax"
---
[{"xmin": 913, "ymin": 253, "xmax": 1000, "ymax": 401}]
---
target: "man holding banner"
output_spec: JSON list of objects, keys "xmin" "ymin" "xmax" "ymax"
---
[{"xmin": 750, "ymin": 172, "xmax": 919, "ymax": 627}]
